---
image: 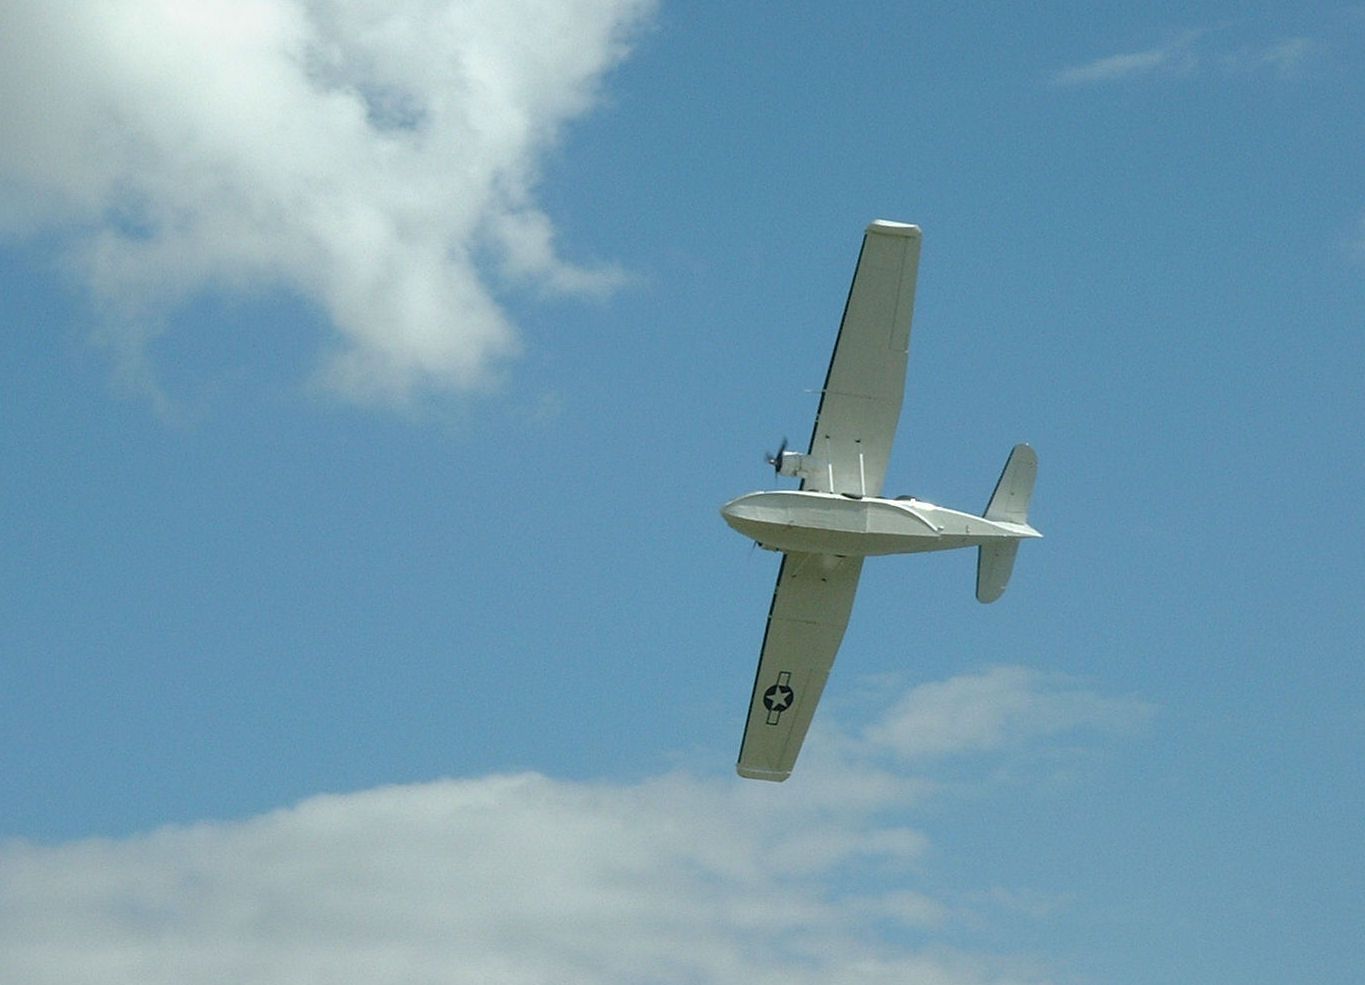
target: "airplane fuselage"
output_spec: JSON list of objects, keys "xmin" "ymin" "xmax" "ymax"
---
[{"xmin": 720, "ymin": 489, "xmax": 1041, "ymax": 557}]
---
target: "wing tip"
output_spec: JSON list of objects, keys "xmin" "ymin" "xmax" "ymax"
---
[
  {"xmin": 867, "ymin": 219, "xmax": 921, "ymax": 238},
  {"xmin": 736, "ymin": 763, "xmax": 792, "ymax": 782}
]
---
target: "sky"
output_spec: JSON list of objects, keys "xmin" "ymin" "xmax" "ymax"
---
[{"xmin": 2, "ymin": 2, "xmax": 1363, "ymax": 983}]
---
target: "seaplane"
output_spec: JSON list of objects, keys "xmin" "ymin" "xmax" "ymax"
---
[{"xmin": 721, "ymin": 220, "xmax": 1042, "ymax": 782}]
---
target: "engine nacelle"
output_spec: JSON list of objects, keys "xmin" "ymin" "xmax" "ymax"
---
[{"xmin": 776, "ymin": 450, "xmax": 817, "ymax": 479}]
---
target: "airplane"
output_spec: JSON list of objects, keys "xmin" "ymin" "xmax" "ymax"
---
[{"xmin": 720, "ymin": 220, "xmax": 1042, "ymax": 782}]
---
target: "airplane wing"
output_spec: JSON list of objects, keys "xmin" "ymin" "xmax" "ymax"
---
[
  {"xmin": 803, "ymin": 221, "xmax": 922, "ymax": 497},
  {"xmin": 736, "ymin": 552, "xmax": 865, "ymax": 781}
]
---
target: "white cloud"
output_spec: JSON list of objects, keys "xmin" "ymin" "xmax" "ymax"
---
[
  {"xmin": 1051, "ymin": 31, "xmax": 1202, "ymax": 86},
  {"xmin": 0, "ymin": 774, "xmax": 1023, "ymax": 985},
  {"xmin": 1052, "ymin": 30, "xmax": 1317, "ymax": 87},
  {"xmin": 0, "ymin": 668, "xmax": 1148, "ymax": 985},
  {"xmin": 1350, "ymin": 214, "xmax": 1365, "ymax": 264},
  {"xmin": 862, "ymin": 666, "xmax": 1153, "ymax": 761},
  {"xmin": 0, "ymin": 0, "xmax": 651, "ymax": 407},
  {"xmin": 1223, "ymin": 37, "xmax": 1316, "ymax": 77}
]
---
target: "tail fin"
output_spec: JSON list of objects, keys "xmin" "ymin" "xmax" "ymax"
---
[
  {"xmin": 983, "ymin": 443, "xmax": 1037, "ymax": 524},
  {"xmin": 976, "ymin": 444, "xmax": 1038, "ymax": 604}
]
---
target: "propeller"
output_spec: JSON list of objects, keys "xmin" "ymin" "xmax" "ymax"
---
[{"xmin": 765, "ymin": 437, "xmax": 789, "ymax": 474}]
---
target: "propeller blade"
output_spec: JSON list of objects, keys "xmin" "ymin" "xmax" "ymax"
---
[{"xmin": 765, "ymin": 436, "xmax": 789, "ymax": 472}]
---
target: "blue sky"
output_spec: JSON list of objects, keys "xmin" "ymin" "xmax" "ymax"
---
[{"xmin": 2, "ymin": 3, "xmax": 1363, "ymax": 983}]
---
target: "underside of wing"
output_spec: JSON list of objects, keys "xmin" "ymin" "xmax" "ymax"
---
[
  {"xmin": 804, "ymin": 221, "xmax": 922, "ymax": 497},
  {"xmin": 737, "ymin": 552, "xmax": 865, "ymax": 781}
]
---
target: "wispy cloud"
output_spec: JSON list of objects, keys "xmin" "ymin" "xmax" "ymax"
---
[
  {"xmin": 1221, "ymin": 37, "xmax": 1316, "ymax": 77},
  {"xmin": 0, "ymin": 0, "xmax": 653, "ymax": 409},
  {"xmin": 862, "ymin": 665, "xmax": 1153, "ymax": 761},
  {"xmin": 1052, "ymin": 29, "xmax": 1318, "ymax": 87},
  {"xmin": 0, "ymin": 667, "xmax": 1148, "ymax": 985},
  {"xmin": 1351, "ymin": 214, "xmax": 1365, "ymax": 265},
  {"xmin": 1052, "ymin": 30, "xmax": 1202, "ymax": 86}
]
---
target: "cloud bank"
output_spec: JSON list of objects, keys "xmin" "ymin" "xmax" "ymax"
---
[
  {"xmin": 0, "ymin": 0, "xmax": 652, "ymax": 406},
  {"xmin": 0, "ymin": 667, "xmax": 1149, "ymax": 985}
]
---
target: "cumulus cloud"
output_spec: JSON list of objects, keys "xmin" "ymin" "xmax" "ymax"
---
[
  {"xmin": 0, "ymin": 0, "xmax": 651, "ymax": 406},
  {"xmin": 0, "ymin": 668, "xmax": 1148, "ymax": 985}
]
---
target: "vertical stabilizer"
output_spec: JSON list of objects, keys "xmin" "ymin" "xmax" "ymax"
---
[
  {"xmin": 977, "ymin": 444, "xmax": 1039, "ymax": 603},
  {"xmin": 984, "ymin": 444, "xmax": 1037, "ymax": 523}
]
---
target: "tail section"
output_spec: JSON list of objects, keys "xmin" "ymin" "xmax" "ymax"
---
[{"xmin": 976, "ymin": 444, "xmax": 1039, "ymax": 604}]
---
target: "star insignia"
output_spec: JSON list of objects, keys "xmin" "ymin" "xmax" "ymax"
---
[{"xmin": 763, "ymin": 684, "xmax": 794, "ymax": 712}]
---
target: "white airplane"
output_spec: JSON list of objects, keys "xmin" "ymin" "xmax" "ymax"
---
[{"xmin": 721, "ymin": 220, "xmax": 1042, "ymax": 782}]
